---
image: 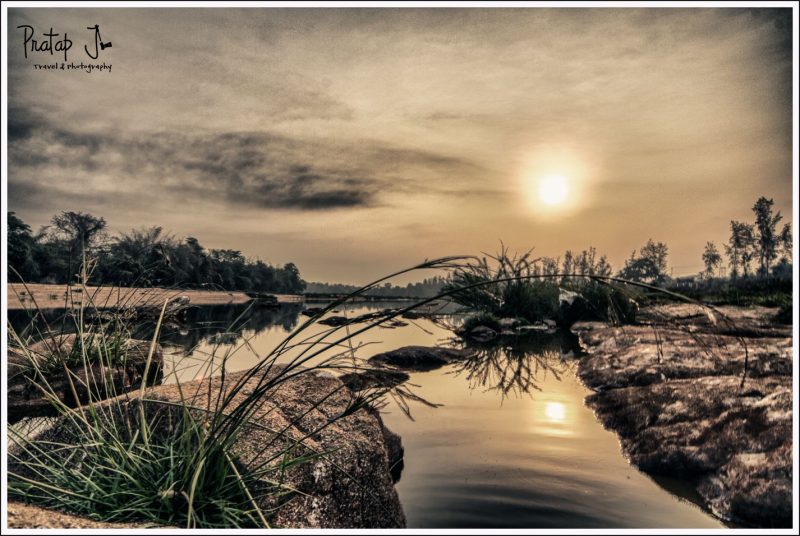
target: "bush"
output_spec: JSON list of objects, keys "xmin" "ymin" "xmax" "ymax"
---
[
  {"xmin": 498, "ymin": 280, "xmax": 559, "ymax": 322},
  {"xmin": 462, "ymin": 312, "xmax": 502, "ymax": 333},
  {"xmin": 445, "ymin": 249, "xmax": 560, "ymax": 324},
  {"xmin": 573, "ymin": 281, "xmax": 638, "ymax": 324}
]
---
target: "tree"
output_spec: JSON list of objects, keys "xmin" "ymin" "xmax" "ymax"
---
[
  {"xmin": 724, "ymin": 220, "xmax": 755, "ymax": 279},
  {"xmin": 50, "ymin": 211, "xmax": 108, "ymax": 255},
  {"xmin": 752, "ymin": 197, "xmax": 783, "ymax": 277},
  {"xmin": 779, "ymin": 222, "xmax": 792, "ymax": 263},
  {"xmin": 701, "ymin": 241, "xmax": 722, "ymax": 279},
  {"xmin": 617, "ymin": 239, "xmax": 669, "ymax": 284},
  {"xmin": 7, "ymin": 212, "xmax": 39, "ymax": 281},
  {"xmin": 48, "ymin": 211, "xmax": 107, "ymax": 280}
]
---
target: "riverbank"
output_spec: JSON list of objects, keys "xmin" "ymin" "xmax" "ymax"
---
[
  {"xmin": 7, "ymin": 283, "xmax": 303, "ymax": 310},
  {"xmin": 572, "ymin": 304, "xmax": 792, "ymax": 528}
]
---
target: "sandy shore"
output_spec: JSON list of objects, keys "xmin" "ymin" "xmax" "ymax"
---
[{"xmin": 7, "ymin": 283, "xmax": 302, "ymax": 310}]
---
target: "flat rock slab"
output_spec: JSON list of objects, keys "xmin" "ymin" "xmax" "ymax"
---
[
  {"xmin": 574, "ymin": 304, "xmax": 792, "ymax": 528},
  {"xmin": 10, "ymin": 366, "xmax": 405, "ymax": 529},
  {"xmin": 367, "ymin": 345, "xmax": 476, "ymax": 372}
]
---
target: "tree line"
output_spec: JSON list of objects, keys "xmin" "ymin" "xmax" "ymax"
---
[
  {"xmin": 7, "ymin": 195, "xmax": 791, "ymax": 295},
  {"xmin": 7, "ymin": 211, "xmax": 306, "ymax": 294},
  {"xmin": 305, "ymin": 276, "xmax": 448, "ymax": 298},
  {"xmin": 700, "ymin": 196, "xmax": 792, "ymax": 280}
]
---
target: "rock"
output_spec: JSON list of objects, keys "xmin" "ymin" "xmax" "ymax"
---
[
  {"xmin": 574, "ymin": 322, "xmax": 791, "ymax": 391},
  {"xmin": 555, "ymin": 288, "xmax": 588, "ymax": 328},
  {"xmin": 515, "ymin": 322, "xmax": 555, "ymax": 333},
  {"xmin": 575, "ymin": 304, "xmax": 792, "ymax": 528},
  {"xmin": 339, "ymin": 368, "xmax": 410, "ymax": 391},
  {"xmin": 11, "ymin": 366, "xmax": 405, "ymax": 528},
  {"xmin": 317, "ymin": 315, "xmax": 351, "ymax": 327},
  {"xmin": 370, "ymin": 408, "xmax": 405, "ymax": 483},
  {"xmin": 469, "ymin": 325, "xmax": 498, "ymax": 342},
  {"xmin": 7, "ymin": 501, "xmax": 155, "ymax": 529},
  {"xmin": 498, "ymin": 317, "xmax": 517, "ymax": 328},
  {"xmin": 7, "ymin": 334, "xmax": 163, "ymax": 423},
  {"xmin": 368, "ymin": 346, "xmax": 476, "ymax": 371}
]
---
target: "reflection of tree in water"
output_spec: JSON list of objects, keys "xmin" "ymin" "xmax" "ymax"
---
[
  {"xmin": 450, "ymin": 331, "xmax": 581, "ymax": 400},
  {"xmin": 137, "ymin": 304, "xmax": 302, "ymax": 355},
  {"xmin": 8, "ymin": 304, "xmax": 302, "ymax": 357}
]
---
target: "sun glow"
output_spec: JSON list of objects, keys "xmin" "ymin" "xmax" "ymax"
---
[
  {"xmin": 544, "ymin": 401, "xmax": 567, "ymax": 423},
  {"xmin": 538, "ymin": 175, "xmax": 569, "ymax": 206},
  {"xmin": 517, "ymin": 144, "xmax": 594, "ymax": 218}
]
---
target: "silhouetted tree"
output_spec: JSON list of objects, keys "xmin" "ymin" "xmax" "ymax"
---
[
  {"xmin": 6, "ymin": 212, "xmax": 307, "ymax": 294},
  {"xmin": 752, "ymin": 197, "xmax": 783, "ymax": 277},
  {"xmin": 779, "ymin": 223, "xmax": 792, "ymax": 263},
  {"xmin": 617, "ymin": 239, "xmax": 669, "ymax": 284},
  {"xmin": 724, "ymin": 220, "xmax": 755, "ymax": 280},
  {"xmin": 701, "ymin": 241, "xmax": 722, "ymax": 279},
  {"xmin": 7, "ymin": 212, "xmax": 39, "ymax": 281}
]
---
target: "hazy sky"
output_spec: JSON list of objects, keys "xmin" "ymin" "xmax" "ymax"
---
[{"xmin": 6, "ymin": 7, "xmax": 794, "ymax": 283}]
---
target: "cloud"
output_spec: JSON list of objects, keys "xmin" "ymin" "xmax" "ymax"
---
[{"xmin": 8, "ymin": 106, "xmax": 485, "ymax": 213}]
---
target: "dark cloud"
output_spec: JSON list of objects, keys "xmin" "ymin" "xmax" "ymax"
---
[{"xmin": 8, "ymin": 106, "xmax": 482, "ymax": 213}]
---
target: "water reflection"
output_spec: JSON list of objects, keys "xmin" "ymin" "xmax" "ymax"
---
[
  {"xmin": 156, "ymin": 303, "xmax": 302, "ymax": 354},
  {"xmin": 449, "ymin": 330, "xmax": 581, "ymax": 400},
  {"xmin": 6, "ymin": 302, "xmax": 303, "ymax": 355},
  {"xmin": 544, "ymin": 401, "xmax": 566, "ymax": 423}
]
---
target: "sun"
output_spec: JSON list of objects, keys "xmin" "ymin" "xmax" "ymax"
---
[{"xmin": 538, "ymin": 174, "xmax": 569, "ymax": 206}]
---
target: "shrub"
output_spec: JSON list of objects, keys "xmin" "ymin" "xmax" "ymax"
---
[{"xmin": 462, "ymin": 312, "xmax": 502, "ymax": 333}]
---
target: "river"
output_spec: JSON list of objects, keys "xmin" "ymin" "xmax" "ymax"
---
[{"xmin": 8, "ymin": 301, "xmax": 724, "ymax": 528}]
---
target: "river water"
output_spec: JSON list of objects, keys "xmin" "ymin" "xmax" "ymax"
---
[{"xmin": 9, "ymin": 301, "xmax": 724, "ymax": 528}]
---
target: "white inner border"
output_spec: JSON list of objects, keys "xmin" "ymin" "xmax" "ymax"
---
[{"xmin": 1, "ymin": 1, "xmax": 797, "ymax": 534}]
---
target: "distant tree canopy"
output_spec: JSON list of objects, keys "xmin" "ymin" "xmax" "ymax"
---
[
  {"xmin": 617, "ymin": 239, "xmax": 670, "ymax": 284},
  {"xmin": 7, "ymin": 211, "xmax": 307, "ymax": 294},
  {"xmin": 702, "ymin": 241, "xmax": 722, "ymax": 279},
  {"xmin": 723, "ymin": 197, "xmax": 791, "ymax": 280},
  {"xmin": 305, "ymin": 276, "xmax": 447, "ymax": 298}
]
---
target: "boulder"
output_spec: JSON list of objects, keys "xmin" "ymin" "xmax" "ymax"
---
[
  {"xmin": 7, "ymin": 334, "xmax": 163, "ymax": 423},
  {"xmin": 468, "ymin": 325, "xmax": 498, "ymax": 342},
  {"xmin": 339, "ymin": 368, "xmax": 410, "ymax": 391},
  {"xmin": 11, "ymin": 366, "xmax": 405, "ymax": 529},
  {"xmin": 555, "ymin": 288, "xmax": 588, "ymax": 328},
  {"xmin": 367, "ymin": 345, "xmax": 476, "ymax": 372},
  {"xmin": 318, "ymin": 315, "xmax": 351, "ymax": 327}
]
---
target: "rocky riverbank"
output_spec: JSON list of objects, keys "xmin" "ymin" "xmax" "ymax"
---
[{"xmin": 573, "ymin": 304, "xmax": 792, "ymax": 528}]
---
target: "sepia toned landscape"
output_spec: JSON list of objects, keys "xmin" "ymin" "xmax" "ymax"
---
[{"xmin": 3, "ymin": 3, "xmax": 796, "ymax": 532}]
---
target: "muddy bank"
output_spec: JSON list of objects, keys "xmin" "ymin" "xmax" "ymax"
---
[
  {"xmin": 9, "ymin": 365, "xmax": 405, "ymax": 529},
  {"xmin": 573, "ymin": 304, "xmax": 792, "ymax": 528}
]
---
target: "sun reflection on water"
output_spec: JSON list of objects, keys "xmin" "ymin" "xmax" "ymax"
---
[{"xmin": 544, "ymin": 401, "xmax": 567, "ymax": 423}]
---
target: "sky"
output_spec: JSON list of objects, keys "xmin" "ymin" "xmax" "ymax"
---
[{"xmin": 5, "ymin": 7, "xmax": 794, "ymax": 284}]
